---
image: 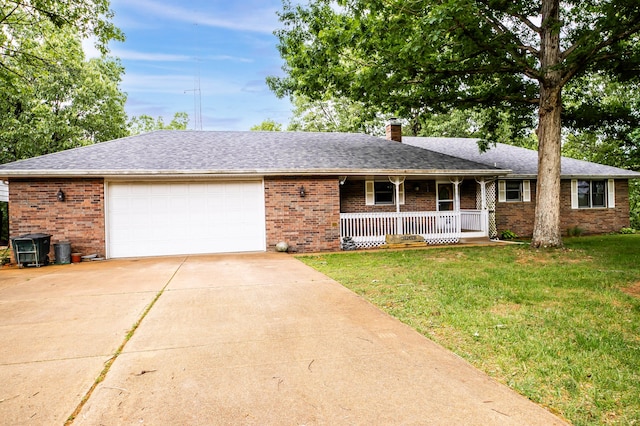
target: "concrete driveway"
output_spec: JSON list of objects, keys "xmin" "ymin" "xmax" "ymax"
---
[{"xmin": 0, "ymin": 253, "xmax": 566, "ymax": 425}]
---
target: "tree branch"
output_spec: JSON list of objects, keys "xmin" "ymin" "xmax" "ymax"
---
[
  {"xmin": 561, "ymin": 19, "xmax": 640, "ymax": 86},
  {"xmin": 448, "ymin": 6, "xmax": 541, "ymax": 81},
  {"xmin": 0, "ymin": 3, "xmax": 21, "ymax": 26}
]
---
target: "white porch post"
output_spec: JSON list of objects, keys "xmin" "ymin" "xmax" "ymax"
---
[
  {"xmin": 477, "ymin": 177, "xmax": 488, "ymax": 235},
  {"xmin": 479, "ymin": 178, "xmax": 487, "ymax": 210},
  {"xmin": 389, "ymin": 176, "xmax": 405, "ymax": 233},
  {"xmin": 451, "ymin": 177, "xmax": 462, "ymax": 235},
  {"xmin": 450, "ymin": 177, "xmax": 462, "ymax": 211}
]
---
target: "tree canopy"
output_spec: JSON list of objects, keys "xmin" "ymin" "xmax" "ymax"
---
[
  {"xmin": 286, "ymin": 95, "xmax": 384, "ymax": 135},
  {"xmin": 250, "ymin": 119, "xmax": 283, "ymax": 131},
  {"xmin": 128, "ymin": 112, "xmax": 190, "ymax": 135},
  {"xmin": 0, "ymin": 24, "xmax": 127, "ymax": 164},
  {"xmin": 1, "ymin": 0, "xmax": 122, "ymax": 74},
  {"xmin": 268, "ymin": 0, "xmax": 640, "ymax": 247},
  {"xmin": 0, "ymin": 0, "xmax": 126, "ymax": 164}
]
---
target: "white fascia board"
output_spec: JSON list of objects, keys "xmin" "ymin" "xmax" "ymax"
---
[
  {"xmin": 561, "ymin": 173, "xmax": 640, "ymax": 180},
  {"xmin": 0, "ymin": 168, "xmax": 513, "ymax": 179}
]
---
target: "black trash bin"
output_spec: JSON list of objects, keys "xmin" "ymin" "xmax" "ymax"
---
[{"xmin": 11, "ymin": 233, "xmax": 52, "ymax": 267}]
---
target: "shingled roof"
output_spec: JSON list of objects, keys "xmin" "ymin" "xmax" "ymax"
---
[
  {"xmin": 0, "ymin": 130, "xmax": 507, "ymax": 178},
  {"xmin": 404, "ymin": 137, "xmax": 640, "ymax": 179}
]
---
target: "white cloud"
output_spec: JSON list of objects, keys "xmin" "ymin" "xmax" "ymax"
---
[
  {"xmin": 113, "ymin": 50, "xmax": 254, "ymax": 63},
  {"xmin": 112, "ymin": 49, "xmax": 190, "ymax": 62},
  {"xmin": 82, "ymin": 41, "xmax": 253, "ymax": 64},
  {"xmin": 121, "ymin": 72, "xmax": 245, "ymax": 95},
  {"xmin": 242, "ymin": 80, "xmax": 267, "ymax": 93},
  {"xmin": 121, "ymin": 73, "xmax": 198, "ymax": 93},
  {"xmin": 206, "ymin": 55, "xmax": 253, "ymax": 63},
  {"xmin": 122, "ymin": 0, "xmax": 280, "ymax": 34}
]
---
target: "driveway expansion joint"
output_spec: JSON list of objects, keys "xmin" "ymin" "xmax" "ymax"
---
[{"xmin": 63, "ymin": 257, "xmax": 187, "ymax": 425}]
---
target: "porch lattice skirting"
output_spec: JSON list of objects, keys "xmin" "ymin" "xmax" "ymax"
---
[{"xmin": 340, "ymin": 211, "xmax": 488, "ymax": 249}]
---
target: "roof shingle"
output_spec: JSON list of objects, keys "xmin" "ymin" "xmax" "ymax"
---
[
  {"xmin": 404, "ymin": 137, "xmax": 640, "ymax": 179},
  {"xmin": 0, "ymin": 131, "xmax": 504, "ymax": 177}
]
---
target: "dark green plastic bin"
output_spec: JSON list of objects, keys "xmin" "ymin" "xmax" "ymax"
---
[{"xmin": 11, "ymin": 233, "xmax": 51, "ymax": 267}]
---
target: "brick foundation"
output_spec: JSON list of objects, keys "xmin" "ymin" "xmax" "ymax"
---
[
  {"xmin": 264, "ymin": 177, "xmax": 341, "ymax": 253},
  {"xmin": 9, "ymin": 179, "xmax": 105, "ymax": 262}
]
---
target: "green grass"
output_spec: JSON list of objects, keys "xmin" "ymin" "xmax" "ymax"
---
[{"xmin": 299, "ymin": 235, "xmax": 640, "ymax": 425}]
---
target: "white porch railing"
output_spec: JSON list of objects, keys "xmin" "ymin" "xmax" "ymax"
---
[
  {"xmin": 340, "ymin": 210, "xmax": 488, "ymax": 249},
  {"xmin": 460, "ymin": 209, "xmax": 489, "ymax": 235}
]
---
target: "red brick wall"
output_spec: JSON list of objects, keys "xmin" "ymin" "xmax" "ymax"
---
[
  {"xmin": 560, "ymin": 179, "xmax": 630, "ymax": 234},
  {"xmin": 264, "ymin": 177, "xmax": 340, "ymax": 253},
  {"xmin": 459, "ymin": 181, "xmax": 477, "ymax": 209},
  {"xmin": 495, "ymin": 179, "xmax": 630, "ymax": 237},
  {"xmin": 9, "ymin": 179, "xmax": 105, "ymax": 262},
  {"xmin": 495, "ymin": 181, "xmax": 537, "ymax": 237},
  {"xmin": 340, "ymin": 179, "xmax": 477, "ymax": 212}
]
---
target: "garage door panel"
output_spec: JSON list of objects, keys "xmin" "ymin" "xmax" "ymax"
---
[{"xmin": 108, "ymin": 181, "xmax": 265, "ymax": 258}]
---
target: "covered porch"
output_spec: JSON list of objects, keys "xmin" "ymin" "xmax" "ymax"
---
[
  {"xmin": 340, "ymin": 210, "xmax": 489, "ymax": 249},
  {"xmin": 338, "ymin": 175, "xmax": 498, "ymax": 250}
]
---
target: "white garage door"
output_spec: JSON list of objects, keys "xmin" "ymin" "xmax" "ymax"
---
[{"xmin": 107, "ymin": 181, "xmax": 266, "ymax": 258}]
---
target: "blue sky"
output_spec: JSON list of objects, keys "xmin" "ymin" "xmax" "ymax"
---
[{"xmin": 91, "ymin": 0, "xmax": 293, "ymax": 130}]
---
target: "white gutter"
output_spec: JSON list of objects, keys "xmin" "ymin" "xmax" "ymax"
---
[{"xmin": 0, "ymin": 168, "xmax": 512, "ymax": 179}]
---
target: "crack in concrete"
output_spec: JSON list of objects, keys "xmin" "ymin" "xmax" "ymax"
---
[{"xmin": 64, "ymin": 257, "xmax": 187, "ymax": 425}]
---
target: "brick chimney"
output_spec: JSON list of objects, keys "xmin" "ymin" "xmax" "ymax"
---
[{"xmin": 385, "ymin": 118, "xmax": 402, "ymax": 142}]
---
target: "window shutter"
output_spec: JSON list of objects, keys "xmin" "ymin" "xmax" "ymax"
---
[
  {"xmin": 522, "ymin": 180, "xmax": 531, "ymax": 202},
  {"xmin": 498, "ymin": 180, "xmax": 506, "ymax": 202},
  {"xmin": 399, "ymin": 182, "xmax": 405, "ymax": 205},
  {"xmin": 607, "ymin": 179, "xmax": 615, "ymax": 208},
  {"xmin": 365, "ymin": 180, "xmax": 375, "ymax": 205},
  {"xmin": 571, "ymin": 179, "xmax": 579, "ymax": 209}
]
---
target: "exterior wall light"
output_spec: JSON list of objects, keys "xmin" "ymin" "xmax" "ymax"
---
[
  {"xmin": 57, "ymin": 188, "xmax": 65, "ymax": 202},
  {"xmin": 299, "ymin": 186, "xmax": 306, "ymax": 197}
]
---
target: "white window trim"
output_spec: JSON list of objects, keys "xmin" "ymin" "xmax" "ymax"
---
[
  {"xmin": 571, "ymin": 179, "xmax": 579, "ymax": 209},
  {"xmin": 365, "ymin": 181, "xmax": 375, "ymax": 205},
  {"xmin": 498, "ymin": 179, "xmax": 530, "ymax": 202},
  {"xmin": 365, "ymin": 180, "xmax": 405, "ymax": 206},
  {"xmin": 436, "ymin": 181, "xmax": 456, "ymax": 211},
  {"xmin": 607, "ymin": 179, "xmax": 615, "ymax": 208},
  {"xmin": 571, "ymin": 179, "xmax": 614, "ymax": 209},
  {"xmin": 522, "ymin": 180, "xmax": 531, "ymax": 202}
]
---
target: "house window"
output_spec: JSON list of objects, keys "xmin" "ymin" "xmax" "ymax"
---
[
  {"xmin": 574, "ymin": 179, "xmax": 609, "ymax": 208},
  {"xmin": 437, "ymin": 183, "xmax": 454, "ymax": 211},
  {"xmin": 365, "ymin": 180, "xmax": 405, "ymax": 206},
  {"xmin": 505, "ymin": 181, "xmax": 522, "ymax": 201},
  {"xmin": 498, "ymin": 180, "xmax": 531, "ymax": 202},
  {"xmin": 374, "ymin": 182, "xmax": 394, "ymax": 204}
]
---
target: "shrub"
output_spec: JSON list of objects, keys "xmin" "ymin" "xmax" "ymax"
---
[
  {"xmin": 566, "ymin": 225, "xmax": 584, "ymax": 237},
  {"xmin": 500, "ymin": 229, "xmax": 518, "ymax": 240},
  {"xmin": 619, "ymin": 227, "xmax": 637, "ymax": 234}
]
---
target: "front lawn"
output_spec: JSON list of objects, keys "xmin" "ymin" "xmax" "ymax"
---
[{"xmin": 299, "ymin": 235, "xmax": 640, "ymax": 426}]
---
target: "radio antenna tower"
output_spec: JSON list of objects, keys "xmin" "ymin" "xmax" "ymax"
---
[
  {"xmin": 185, "ymin": 23, "xmax": 203, "ymax": 130},
  {"xmin": 192, "ymin": 60, "xmax": 203, "ymax": 130}
]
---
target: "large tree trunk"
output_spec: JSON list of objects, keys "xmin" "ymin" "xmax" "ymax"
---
[{"xmin": 532, "ymin": 0, "xmax": 563, "ymax": 248}]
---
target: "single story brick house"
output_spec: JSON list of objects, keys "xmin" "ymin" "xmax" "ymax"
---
[
  {"xmin": 403, "ymin": 136, "xmax": 640, "ymax": 239},
  {"xmin": 0, "ymin": 121, "xmax": 638, "ymax": 259}
]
